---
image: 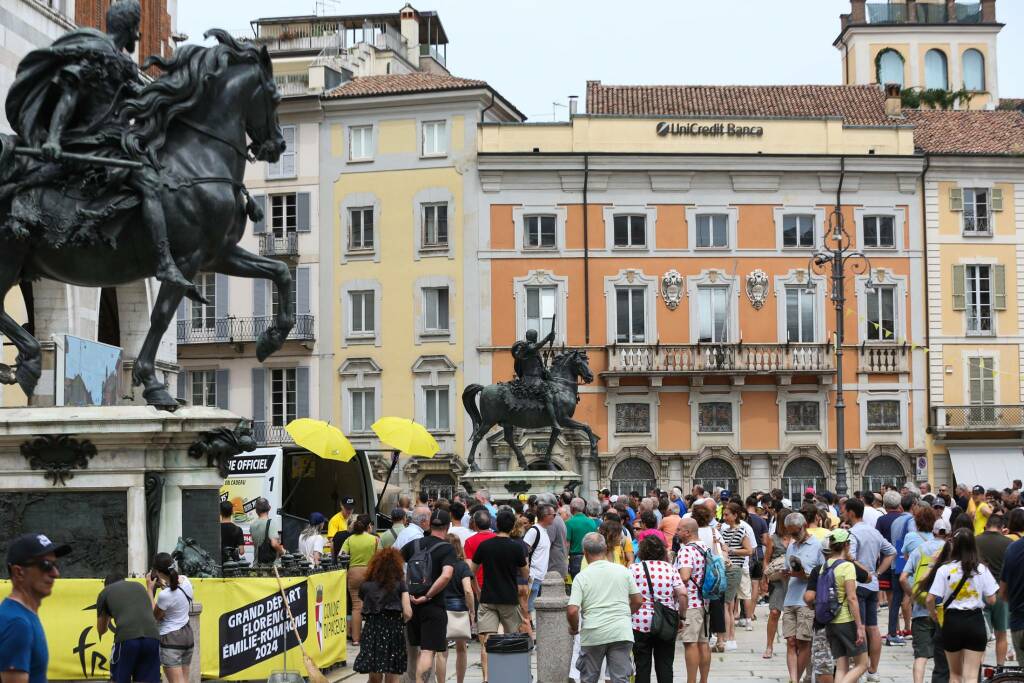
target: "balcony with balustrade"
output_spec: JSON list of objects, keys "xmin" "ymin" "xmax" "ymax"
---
[
  {"xmin": 177, "ymin": 315, "xmax": 315, "ymax": 346},
  {"xmin": 857, "ymin": 345, "xmax": 910, "ymax": 374},
  {"xmin": 929, "ymin": 404, "xmax": 1024, "ymax": 437},
  {"xmin": 842, "ymin": 1, "xmax": 990, "ymax": 30},
  {"xmin": 604, "ymin": 343, "xmax": 835, "ymax": 385},
  {"xmin": 259, "ymin": 232, "xmax": 300, "ymax": 259}
]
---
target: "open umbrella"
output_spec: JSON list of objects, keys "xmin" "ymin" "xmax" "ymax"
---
[
  {"xmin": 285, "ymin": 418, "xmax": 356, "ymax": 462},
  {"xmin": 371, "ymin": 417, "xmax": 439, "ymax": 457}
]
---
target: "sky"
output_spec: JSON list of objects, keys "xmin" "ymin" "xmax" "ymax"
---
[{"xmin": 178, "ymin": 0, "xmax": 1024, "ymax": 121}]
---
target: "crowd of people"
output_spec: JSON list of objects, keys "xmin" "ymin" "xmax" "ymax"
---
[{"xmin": 3, "ymin": 479, "xmax": 1024, "ymax": 683}]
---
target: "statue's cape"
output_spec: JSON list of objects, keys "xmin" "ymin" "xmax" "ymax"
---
[{"xmin": 5, "ymin": 29, "xmax": 120, "ymax": 146}]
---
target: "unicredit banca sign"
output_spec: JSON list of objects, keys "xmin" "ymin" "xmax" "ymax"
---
[{"xmin": 656, "ymin": 121, "xmax": 765, "ymax": 138}]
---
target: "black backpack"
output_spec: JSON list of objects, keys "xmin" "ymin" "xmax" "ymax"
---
[
  {"xmin": 256, "ymin": 520, "xmax": 277, "ymax": 564},
  {"xmin": 407, "ymin": 539, "xmax": 437, "ymax": 596}
]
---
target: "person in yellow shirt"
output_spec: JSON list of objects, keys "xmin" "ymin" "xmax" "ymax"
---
[
  {"xmin": 969, "ymin": 486, "xmax": 992, "ymax": 536},
  {"xmin": 327, "ymin": 496, "xmax": 356, "ymax": 541}
]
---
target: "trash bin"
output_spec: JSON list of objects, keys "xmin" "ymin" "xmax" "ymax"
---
[{"xmin": 485, "ymin": 633, "xmax": 533, "ymax": 683}]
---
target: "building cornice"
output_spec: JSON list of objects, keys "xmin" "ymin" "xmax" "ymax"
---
[
  {"xmin": 321, "ymin": 87, "xmax": 522, "ymax": 122},
  {"xmin": 834, "ymin": 22, "xmax": 1003, "ymax": 47}
]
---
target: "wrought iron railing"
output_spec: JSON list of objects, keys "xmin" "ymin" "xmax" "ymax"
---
[
  {"xmin": 177, "ymin": 315, "xmax": 315, "ymax": 344},
  {"xmin": 273, "ymin": 74, "xmax": 310, "ymax": 97},
  {"xmin": 606, "ymin": 343, "xmax": 834, "ymax": 374},
  {"xmin": 259, "ymin": 232, "xmax": 300, "ymax": 258},
  {"xmin": 252, "ymin": 422, "xmax": 293, "ymax": 445},
  {"xmin": 858, "ymin": 345, "xmax": 910, "ymax": 373},
  {"xmin": 930, "ymin": 405, "xmax": 1024, "ymax": 431}
]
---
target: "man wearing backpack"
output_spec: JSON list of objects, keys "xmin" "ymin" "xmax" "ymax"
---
[
  {"xmin": 845, "ymin": 498, "xmax": 896, "ymax": 683},
  {"xmin": 250, "ymin": 497, "xmax": 283, "ymax": 567},
  {"xmin": 676, "ymin": 518, "xmax": 712, "ymax": 683},
  {"xmin": 401, "ymin": 508, "xmax": 457, "ymax": 683},
  {"xmin": 782, "ymin": 512, "xmax": 824, "ymax": 683},
  {"xmin": 900, "ymin": 516, "xmax": 949, "ymax": 683}
]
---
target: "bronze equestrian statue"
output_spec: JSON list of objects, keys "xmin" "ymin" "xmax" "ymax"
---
[
  {"xmin": 462, "ymin": 345, "xmax": 600, "ymax": 472},
  {"xmin": 0, "ymin": 1, "xmax": 289, "ymax": 409}
]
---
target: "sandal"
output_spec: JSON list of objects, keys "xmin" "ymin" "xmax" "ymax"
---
[{"xmin": 762, "ymin": 649, "xmax": 773, "ymax": 659}]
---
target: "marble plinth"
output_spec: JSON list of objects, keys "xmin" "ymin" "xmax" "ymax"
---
[{"xmin": 460, "ymin": 469, "xmax": 582, "ymax": 500}]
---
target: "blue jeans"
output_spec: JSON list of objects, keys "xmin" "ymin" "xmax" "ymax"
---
[
  {"xmin": 528, "ymin": 578, "xmax": 542, "ymax": 612},
  {"xmin": 111, "ymin": 637, "xmax": 161, "ymax": 683},
  {"xmin": 887, "ymin": 575, "xmax": 905, "ymax": 637}
]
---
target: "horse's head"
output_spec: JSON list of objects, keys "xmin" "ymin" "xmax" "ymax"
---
[
  {"xmin": 552, "ymin": 349, "xmax": 595, "ymax": 385},
  {"xmin": 243, "ymin": 43, "xmax": 286, "ymax": 163}
]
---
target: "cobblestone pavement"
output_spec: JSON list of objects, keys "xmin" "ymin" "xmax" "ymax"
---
[{"xmin": 330, "ymin": 601, "xmax": 1006, "ymax": 682}]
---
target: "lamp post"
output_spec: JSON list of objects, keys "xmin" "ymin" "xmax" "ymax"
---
[{"xmin": 811, "ymin": 205, "xmax": 872, "ymax": 497}]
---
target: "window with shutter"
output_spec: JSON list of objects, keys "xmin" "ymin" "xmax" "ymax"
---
[
  {"xmin": 968, "ymin": 357, "xmax": 997, "ymax": 423},
  {"xmin": 270, "ymin": 368, "xmax": 297, "ymax": 427},
  {"xmin": 965, "ymin": 265, "xmax": 993, "ymax": 334},
  {"xmin": 866, "ymin": 286, "xmax": 896, "ymax": 341},
  {"xmin": 991, "ymin": 188, "xmax": 1004, "ymax": 212},
  {"xmin": 270, "ymin": 194, "xmax": 297, "ymax": 237},
  {"xmin": 993, "ymin": 264, "xmax": 1006, "ymax": 310},
  {"xmin": 267, "ymin": 125, "xmax": 296, "ymax": 179},
  {"xmin": 949, "ymin": 188, "xmax": 964, "ymax": 212},
  {"xmin": 951, "ymin": 264, "xmax": 966, "ymax": 310},
  {"xmin": 963, "ymin": 189, "xmax": 991, "ymax": 234}
]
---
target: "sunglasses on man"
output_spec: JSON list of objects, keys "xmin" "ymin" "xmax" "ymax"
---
[{"xmin": 19, "ymin": 559, "xmax": 60, "ymax": 573}]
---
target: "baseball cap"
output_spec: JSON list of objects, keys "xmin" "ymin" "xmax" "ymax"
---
[
  {"xmin": 341, "ymin": 496, "xmax": 356, "ymax": 509},
  {"xmin": 599, "ymin": 488, "xmax": 611, "ymax": 496},
  {"xmin": 933, "ymin": 518, "xmax": 952, "ymax": 535},
  {"xmin": 972, "ymin": 485, "xmax": 985, "ymax": 495},
  {"xmin": 430, "ymin": 509, "xmax": 451, "ymax": 527},
  {"xmin": 609, "ymin": 494, "xmax": 619, "ymax": 503},
  {"xmin": 720, "ymin": 490, "xmax": 731, "ymax": 500},
  {"xmin": 805, "ymin": 486, "xmax": 816, "ymax": 495},
  {"xmin": 308, "ymin": 512, "xmax": 327, "ymax": 527},
  {"xmin": 6, "ymin": 533, "xmax": 71, "ymax": 567},
  {"xmin": 932, "ymin": 497, "xmax": 947, "ymax": 509},
  {"xmin": 828, "ymin": 528, "xmax": 850, "ymax": 544},
  {"xmin": 781, "ymin": 498, "xmax": 794, "ymax": 509}
]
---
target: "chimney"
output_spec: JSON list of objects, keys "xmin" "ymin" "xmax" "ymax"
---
[
  {"xmin": 981, "ymin": 0, "xmax": 996, "ymax": 22},
  {"xmin": 849, "ymin": 0, "xmax": 866, "ymax": 24},
  {"xmin": 568, "ymin": 95, "xmax": 578, "ymax": 117},
  {"xmin": 884, "ymin": 83, "xmax": 903, "ymax": 118},
  {"xmin": 400, "ymin": 3, "xmax": 420, "ymax": 65}
]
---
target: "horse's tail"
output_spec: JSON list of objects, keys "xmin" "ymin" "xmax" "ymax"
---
[{"xmin": 462, "ymin": 384, "xmax": 484, "ymax": 434}]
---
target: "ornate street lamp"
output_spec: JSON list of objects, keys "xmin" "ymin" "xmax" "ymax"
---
[{"xmin": 810, "ymin": 205, "xmax": 872, "ymax": 497}]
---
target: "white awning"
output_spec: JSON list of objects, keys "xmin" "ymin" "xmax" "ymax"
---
[{"xmin": 947, "ymin": 446, "xmax": 1024, "ymax": 490}]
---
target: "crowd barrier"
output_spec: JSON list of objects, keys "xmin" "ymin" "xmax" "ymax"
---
[{"xmin": 0, "ymin": 569, "xmax": 348, "ymax": 680}]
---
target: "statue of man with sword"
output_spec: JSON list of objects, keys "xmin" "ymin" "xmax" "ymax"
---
[{"xmin": 510, "ymin": 313, "xmax": 561, "ymax": 428}]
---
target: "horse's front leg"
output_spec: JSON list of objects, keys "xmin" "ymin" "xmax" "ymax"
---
[
  {"xmin": 135, "ymin": 280, "xmax": 189, "ymax": 410},
  {"xmin": 209, "ymin": 245, "xmax": 294, "ymax": 361}
]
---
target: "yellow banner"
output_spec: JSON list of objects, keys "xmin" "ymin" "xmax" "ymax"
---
[{"xmin": 0, "ymin": 570, "xmax": 347, "ymax": 680}]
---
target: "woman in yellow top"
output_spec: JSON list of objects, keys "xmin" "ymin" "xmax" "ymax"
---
[{"xmin": 340, "ymin": 514, "xmax": 381, "ymax": 646}]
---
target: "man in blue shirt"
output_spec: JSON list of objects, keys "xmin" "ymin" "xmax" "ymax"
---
[
  {"xmin": 846, "ymin": 497, "xmax": 897, "ymax": 683},
  {"xmin": 782, "ymin": 512, "xmax": 824, "ymax": 683},
  {"xmin": 1000, "ymin": 531, "xmax": 1024, "ymax": 666},
  {"xmin": 0, "ymin": 533, "xmax": 70, "ymax": 683}
]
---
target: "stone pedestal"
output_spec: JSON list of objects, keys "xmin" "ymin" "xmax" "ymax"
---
[
  {"xmin": 0, "ymin": 406, "xmax": 242, "ymax": 576},
  {"xmin": 460, "ymin": 469, "xmax": 582, "ymax": 502},
  {"xmin": 535, "ymin": 570, "xmax": 571, "ymax": 683}
]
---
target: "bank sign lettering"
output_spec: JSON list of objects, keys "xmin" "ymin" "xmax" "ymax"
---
[{"xmin": 656, "ymin": 121, "xmax": 765, "ymax": 138}]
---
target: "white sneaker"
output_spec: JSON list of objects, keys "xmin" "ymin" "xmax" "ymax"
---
[
  {"xmin": 866, "ymin": 672, "xmax": 881, "ymax": 682},
  {"xmin": 737, "ymin": 618, "xmax": 748, "ymax": 627},
  {"xmin": 725, "ymin": 640, "xmax": 738, "ymax": 651},
  {"xmin": 745, "ymin": 621, "xmax": 754, "ymax": 631}
]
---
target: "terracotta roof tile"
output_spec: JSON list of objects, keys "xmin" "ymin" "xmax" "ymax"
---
[
  {"xmin": 323, "ymin": 73, "xmax": 488, "ymax": 99},
  {"xmin": 996, "ymin": 98, "xmax": 1024, "ymax": 112},
  {"xmin": 585, "ymin": 81, "xmax": 895, "ymax": 126},
  {"xmin": 905, "ymin": 109, "xmax": 1024, "ymax": 155}
]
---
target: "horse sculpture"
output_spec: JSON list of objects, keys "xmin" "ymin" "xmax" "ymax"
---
[
  {"xmin": 462, "ymin": 349, "xmax": 600, "ymax": 471},
  {"xmin": 0, "ymin": 31, "xmax": 289, "ymax": 409}
]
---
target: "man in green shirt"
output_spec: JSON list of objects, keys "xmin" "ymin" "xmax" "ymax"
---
[
  {"xmin": 96, "ymin": 575, "xmax": 161, "ymax": 682},
  {"xmin": 566, "ymin": 497, "xmax": 598, "ymax": 578},
  {"xmin": 568, "ymin": 532, "xmax": 642, "ymax": 683},
  {"xmin": 380, "ymin": 507, "xmax": 407, "ymax": 549}
]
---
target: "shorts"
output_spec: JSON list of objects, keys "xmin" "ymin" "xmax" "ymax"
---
[
  {"xmin": 878, "ymin": 570, "xmax": 893, "ymax": 591},
  {"xmin": 768, "ymin": 580, "xmax": 785, "ymax": 612},
  {"xmin": 709, "ymin": 598, "xmax": 726, "ymax": 634},
  {"xmin": 986, "ymin": 598, "xmax": 1010, "ymax": 632},
  {"xmin": 911, "ymin": 616, "xmax": 936, "ymax": 659},
  {"xmin": 826, "ymin": 621, "xmax": 867, "ymax": 659},
  {"xmin": 112, "ymin": 637, "xmax": 160, "ymax": 683},
  {"xmin": 811, "ymin": 627, "xmax": 835, "ymax": 675},
  {"xmin": 856, "ymin": 588, "xmax": 879, "ymax": 628},
  {"xmin": 407, "ymin": 602, "xmax": 447, "ymax": 652},
  {"xmin": 681, "ymin": 605, "xmax": 709, "ymax": 643},
  {"xmin": 724, "ymin": 565, "xmax": 743, "ymax": 602},
  {"xmin": 739, "ymin": 568, "xmax": 752, "ymax": 601},
  {"xmin": 782, "ymin": 605, "xmax": 815, "ymax": 642},
  {"xmin": 477, "ymin": 602, "xmax": 522, "ymax": 635},
  {"xmin": 941, "ymin": 608, "xmax": 987, "ymax": 653},
  {"xmin": 159, "ymin": 643, "xmax": 193, "ymax": 668}
]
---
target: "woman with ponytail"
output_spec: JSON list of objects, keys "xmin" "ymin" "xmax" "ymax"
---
[
  {"xmin": 148, "ymin": 552, "xmax": 194, "ymax": 681},
  {"xmin": 341, "ymin": 513, "xmax": 381, "ymax": 646}
]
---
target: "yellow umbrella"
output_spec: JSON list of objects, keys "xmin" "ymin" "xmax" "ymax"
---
[
  {"xmin": 371, "ymin": 417, "xmax": 439, "ymax": 457},
  {"xmin": 285, "ymin": 418, "xmax": 356, "ymax": 462}
]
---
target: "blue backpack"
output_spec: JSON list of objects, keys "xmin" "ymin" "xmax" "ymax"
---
[
  {"xmin": 814, "ymin": 560, "xmax": 848, "ymax": 626},
  {"xmin": 687, "ymin": 543, "xmax": 727, "ymax": 601}
]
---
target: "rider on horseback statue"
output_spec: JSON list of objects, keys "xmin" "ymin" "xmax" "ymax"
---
[
  {"xmin": 0, "ymin": 0, "xmax": 197, "ymax": 296},
  {"xmin": 510, "ymin": 320, "xmax": 561, "ymax": 428}
]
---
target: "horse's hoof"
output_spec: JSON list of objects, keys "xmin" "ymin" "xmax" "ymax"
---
[
  {"xmin": 144, "ymin": 386, "xmax": 178, "ymax": 412},
  {"xmin": 256, "ymin": 327, "xmax": 286, "ymax": 362},
  {"xmin": 15, "ymin": 358, "xmax": 40, "ymax": 398},
  {"xmin": 0, "ymin": 363, "xmax": 15, "ymax": 385}
]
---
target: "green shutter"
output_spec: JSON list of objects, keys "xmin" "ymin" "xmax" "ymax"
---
[
  {"xmin": 993, "ymin": 264, "xmax": 1007, "ymax": 310},
  {"xmin": 952, "ymin": 264, "xmax": 966, "ymax": 310},
  {"xmin": 991, "ymin": 188, "xmax": 1004, "ymax": 212},
  {"xmin": 950, "ymin": 187, "xmax": 964, "ymax": 212}
]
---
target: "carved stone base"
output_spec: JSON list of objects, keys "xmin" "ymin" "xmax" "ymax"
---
[{"xmin": 460, "ymin": 469, "xmax": 582, "ymax": 502}]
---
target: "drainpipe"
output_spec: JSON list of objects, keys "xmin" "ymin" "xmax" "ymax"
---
[
  {"xmin": 583, "ymin": 153, "xmax": 591, "ymax": 344},
  {"xmin": 480, "ymin": 91, "xmax": 495, "ymax": 123}
]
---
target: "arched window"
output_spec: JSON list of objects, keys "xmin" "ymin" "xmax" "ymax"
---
[
  {"xmin": 527, "ymin": 459, "xmax": 563, "ymax": 471},
  {"xmin": 781, "ymin": 457, "xmax": 826, "ymax": 503},
  {"xmin": 610, "ymin": 458, "xmax": 656, "ymax": 496},
  {"xmin": 925, "ymin": 49, "xmax": 949, "ymax": 90},
  {"xmin": 693, "ymin": 458, "xmax": 739, "ymax": 495},
  {"xmin": 963, "ymin": 49, "xmax": 985, "ymax": 91},
  {"xmin": 862, "ymin": 455, "xmax": 905, "ymax": 493},
  {"xmin": 876, "ymin": 49, "xmax": 905, "ymax": 87}
]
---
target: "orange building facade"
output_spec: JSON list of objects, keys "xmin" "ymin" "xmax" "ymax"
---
[{"xmin": 470, "ymin": 84, "xmax": 929, "ymax": 499}]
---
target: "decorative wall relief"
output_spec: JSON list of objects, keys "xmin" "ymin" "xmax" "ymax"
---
[
  {"xmin": 745, "ymin": 269, "xmax": 770, "ymax": 310},
  {"xmin": 661, "ymin": 269, "xmax": 683, "ymax": 310},
  {"xmin": 20, "ymin": 434, "xmax": 97, "ymax": 486}
]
